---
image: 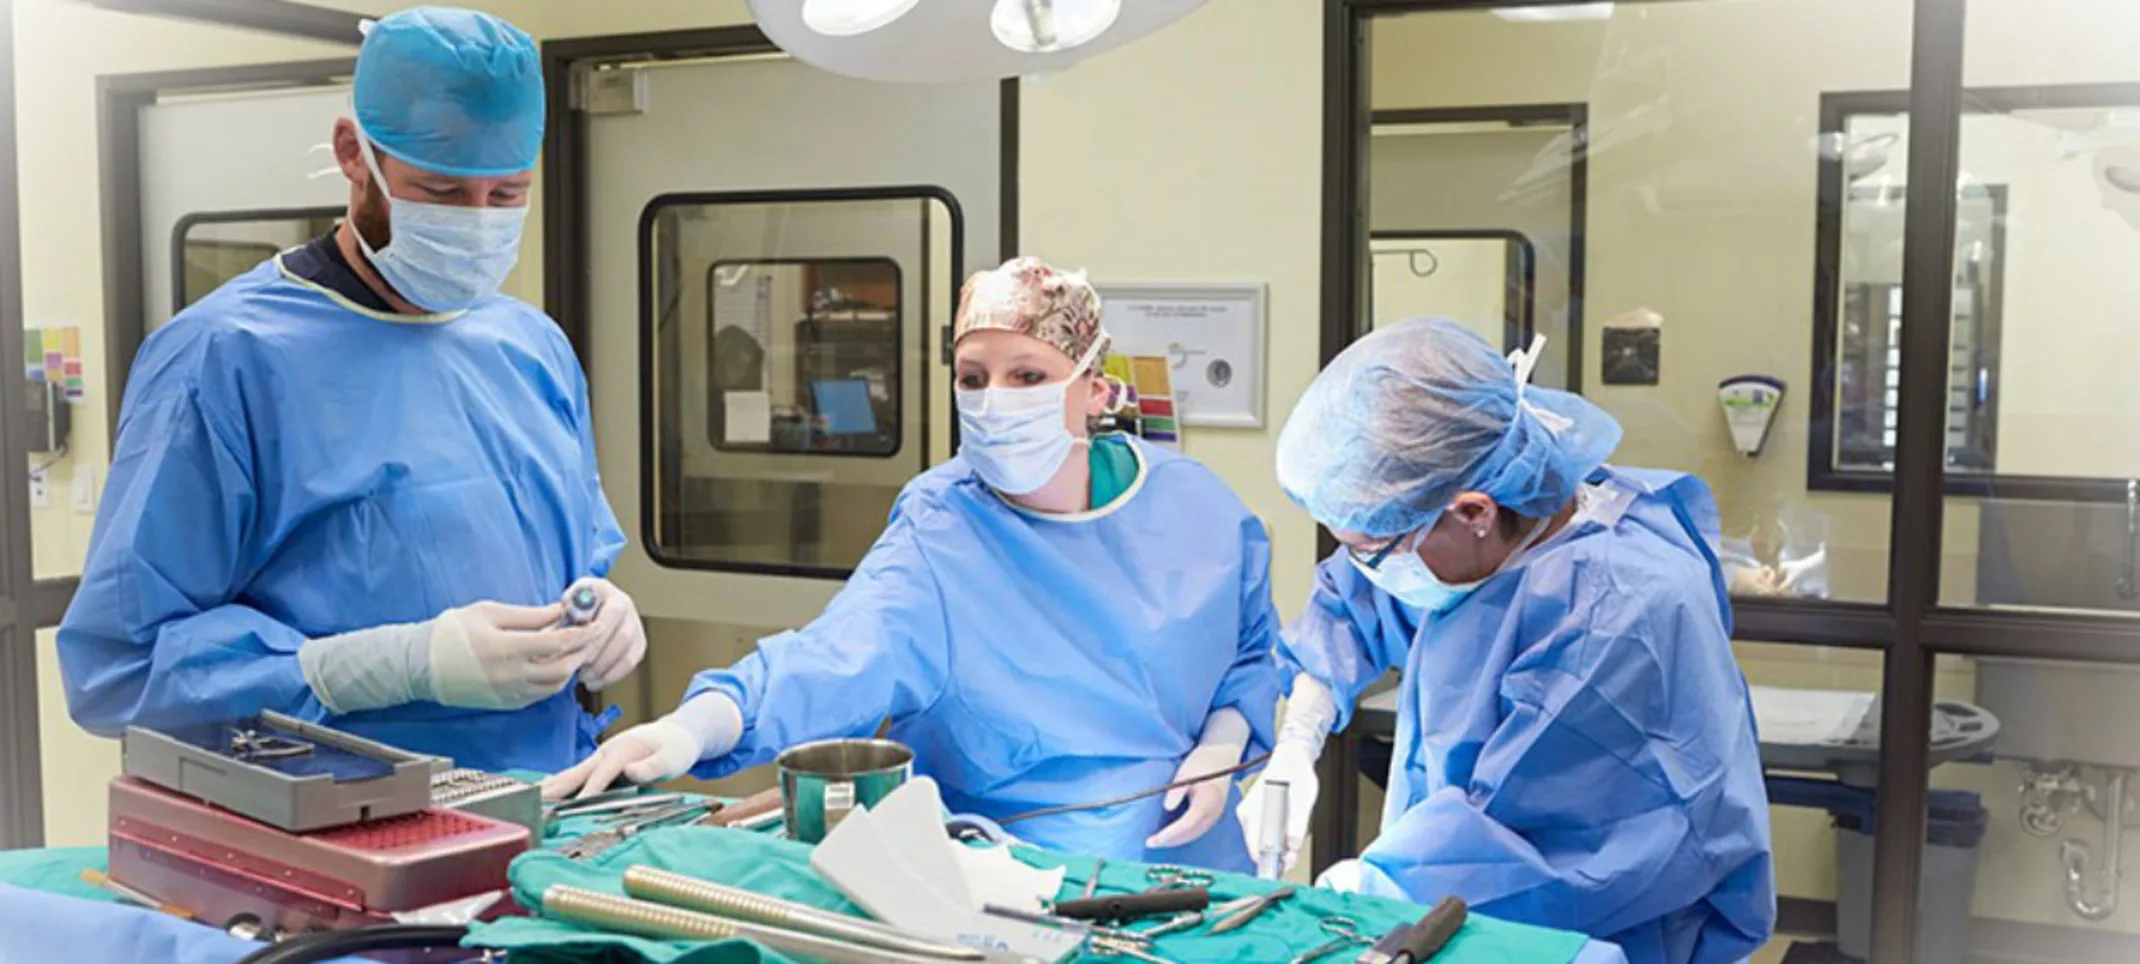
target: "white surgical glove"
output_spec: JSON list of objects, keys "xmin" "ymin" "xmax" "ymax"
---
[
  {"xmin": 299, "ymin": 600, "xmax": 593, "ymax": 715},
  {"xmin": 562, "ymin": 577, "xmax": 647, "ymax": 692},
  {"xmin": 1147, "ymin": 707, "xmax": 1251, "ymax": 850},
  {"xmin": 541, "ymin": 693, "xmax": 745, "ymax": 801},
  {"xmin": 1235, "ymin": 673, "xmax": 1339, "ymax": 873}
]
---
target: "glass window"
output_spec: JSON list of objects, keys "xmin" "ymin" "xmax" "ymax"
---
[
  {"xmin": 174, "ymin": 209, "xmax": 339, "ymax": 311},
  {"xmin": 1370, "ymin": 232, "xmax": 1536, "ymax": 352},
  {"xmin": 1366, "ymin": 1, "xmax": 1913, "ymax": 606},
  {"xmin": 1370, "ymin": 109, "xmax": 1580, "ymax": 389},
  {"xmin": 1931, "ymin": 0, "xmax": 2140, "ymax": 616},
  {"xmin": 645, "ymin": 190, "xmax": 957, "ymax": 576},
  {"xmin": 1814, "ymin": 113, "xmax": 2007, "ymax": 486},
  {"xmin": 704, "ymin": 258, "xmax": 904, "ymax": 457}
]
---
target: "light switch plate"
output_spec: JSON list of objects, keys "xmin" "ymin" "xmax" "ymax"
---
[
  {"xmin": 72, "ymin": 465, "xmax": 94, "ymax": 513},
  {"xmin": 29, "ymin": 467, "xmax": 48, "ymax": 509}
]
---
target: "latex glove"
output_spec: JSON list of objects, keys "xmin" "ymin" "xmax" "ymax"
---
[
  {"xmin": 1147, "ymin": 708, "xmax": 1251, "ymax": 850},
  {"xmin": 1235, "ymin": 673, "xmax": 1340, "ymax": 873},
  {"xmin": 1317, "ymin": 858, "xmax": 1370, "ymax": 894},
  {"xmin": 429, "ymin": 601, "xmax": 599, "ymax": 710},
  {"xmin": 563, "ymin": 577, "xmax": 647, "ymax": 691},
  {"xmin": 300, "ymin": 600, "xmax": 590, "ymax": 715},
  {"xmin": 542, "ymin": 693, "xmax": 745, "ymax": 801}
]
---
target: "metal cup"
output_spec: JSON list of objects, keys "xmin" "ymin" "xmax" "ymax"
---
[{"xmin": 776, "ymin": 739, "xmax": 913, "ymax": 844}]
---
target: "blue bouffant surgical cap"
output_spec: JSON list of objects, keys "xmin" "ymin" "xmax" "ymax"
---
[
  {"xmin": 1275, "ymin": 318, "xmax": 1623, "ymax": 538},
  {"xmin": 353, "ymin": 7, "xmax": 544, "ymax": 178}
]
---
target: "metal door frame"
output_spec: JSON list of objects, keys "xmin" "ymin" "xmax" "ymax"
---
[{"xmin": 0, "ymin": 0, "xmax": 47, "ymax": 850}]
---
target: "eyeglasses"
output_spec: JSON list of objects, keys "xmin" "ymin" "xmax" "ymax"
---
[{"xmin": 1346, "ymin": 532, "xmax": 1412, "ymax": 571}]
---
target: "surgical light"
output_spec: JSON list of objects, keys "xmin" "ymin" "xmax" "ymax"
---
[
  {"xmin": 1491, "ymin": 3, "xmax": 1615, "ymax": 23},
  {"xmin": 749, "ymin": 0, "xmax": 1207, "ymax": 84},
  {"xmin": 991, "ymin": 0, "xmax": 1122, "ymax": 54},
  {"xmin": 802, "ymin": 0, "xmax": 922, "ymax": 37}
]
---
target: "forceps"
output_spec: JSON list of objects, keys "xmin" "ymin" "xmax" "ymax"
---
[{"xmin": 1286, "ymin": 916, "xmax": 1374, "ymax": 964}]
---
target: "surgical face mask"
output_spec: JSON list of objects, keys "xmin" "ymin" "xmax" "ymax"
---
[
  {"xmin": 1351, "ymin": 514, "xmax": 1549, "ymax": 614},
  {"xmin": 354, "ymin": 132, "xmax": 527, "ymax": 313},
  {"xmin": 956, "ymin": 337, "xmax": 1107, "ymax": 496}
]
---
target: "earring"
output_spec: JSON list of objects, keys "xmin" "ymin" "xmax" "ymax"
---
[{"xmin": 1475, "ymin": 529, "xmax": 1489, "ymax": 540}]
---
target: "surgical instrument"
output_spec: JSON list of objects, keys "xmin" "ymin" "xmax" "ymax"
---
[
  {"xmin": 558, "ymin": 802, "xmax": 713, "ymax": 861},
  {"xmin": 563, "ymin": 584, "xmax": 602, "ymax": 625},
  {"xmin": 1355, "ymin": 897, "xmax": 1467, "ymax": 964},
  {"xmin": 549, "ymin": 791, "xmax": 685, "ymax": 820},
  {"xmin": 1132, "ymin": 893, "xmax": 1261, "ymax": 939},
  {"xmin": 544, "ymin": 885, "xmax": 1003, "ymax": 964},
  {"xmin": 1091, "ymin": 937, "xmax": 1182, "ymax": 964},
  {"xmin": 1080, "ymin": 858, "xmax": 1105, "ymax": 899},
  {"xmin": 1254, "ymin": 779, "xmax": 1290, "ymax": 879},
  {"xmin": 1208, "ymin": 885, "xmax": 1295, "ymax": 935},
  {"xmin": 980, "ymin": 905, "xmax": 1149, "ymax": 946},
  {"xmin": 1143, "ymin": 866, "xmax": 1214, "ymax": 891},
  {"xmin": 1053, "ymin": 889, "xmax": 1208, "ymax": 922},
  {"xmin": 1287, "ymin": 916, "xmax": 1374, "ymax": 964},
  {"xmin": 994, "ymin": 753, "xmax": 1273, "ymax": 826},
  {"xmin": 78, "ymin": 868, "xmax": 195, "ymax": 921},
  {"xmin": 595, "ymin": 799, "xmax": 713, "ymax": 826},
  {"xmin": 622, "ymin": 866, "xmax": 982, "ymax": 961}
]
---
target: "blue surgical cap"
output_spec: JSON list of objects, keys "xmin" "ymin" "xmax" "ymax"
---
[
  {"xmin": 353, "ymin": 7, "xmax": 544, "ymax": 178},
  {"xmin": 1276, "ymin": 318, "xmax": 1623, "ymax": 538}
]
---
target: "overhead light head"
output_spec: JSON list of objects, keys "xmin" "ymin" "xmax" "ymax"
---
[
  {"xmin": 802, "ymin": 0, "xmax": 922, "ymax": 37},
  {"xmin": 992, "ymin": 0, "xmax": 1122, "ymax": 54},
  {"xmin": 2093, "ymin": 145, "xmax": 2140, "ymax": 233},
  {"xmin": 751, "ymin": 0, "xmax": 1207, "ymax": 83},
  {"xmin": 1491, "ymin": 3, "xmax": 1615, "ymax": 23}
]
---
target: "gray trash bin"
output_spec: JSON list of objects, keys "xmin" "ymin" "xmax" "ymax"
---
[{"xmin": 1833, "ymin": 788, "xmax": 1988, "ymax": 964}]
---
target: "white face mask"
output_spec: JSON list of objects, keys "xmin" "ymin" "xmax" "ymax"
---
[
  {"xmin": 956, "ymin": 337, "xmax": 1107, "ymax": 496},
  {"xmin": 354, "ymin": 131, "xmax": 527, "ymax": 313},
  {"xmin": 1351, "ymin": 514, "xmax": 1548, "ymax": 614}
]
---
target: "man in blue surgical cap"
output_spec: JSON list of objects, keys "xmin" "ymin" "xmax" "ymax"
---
[
  {"xmin": 1240, "ymin": 319, "xmax": 1774, "ymax": 964},
  {"xmin": 58, "ymin": 7, "xmax": 641, "ymax": 773}
]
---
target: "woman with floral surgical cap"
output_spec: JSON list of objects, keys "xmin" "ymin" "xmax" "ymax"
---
[{"xmin": 549, "ymin": 257, "xmax": 1283, "ymax": 871}]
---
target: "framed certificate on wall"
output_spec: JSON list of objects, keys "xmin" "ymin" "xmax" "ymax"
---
[{"xmin": 1096, "ymin": 282, "xmax": 1269, "ymax": 429}]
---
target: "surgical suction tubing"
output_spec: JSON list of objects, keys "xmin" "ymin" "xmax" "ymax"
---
[
  {"xmin": 994, "ymin": 752, "xmax": 1274, "ymax": 827},
  {"xmin": 622, "ymin": 866, "xmax": 983, "ymax": 961},
  {"xmin": 544, "ymin": 886, "xmax": 974, "ymax": 964}
]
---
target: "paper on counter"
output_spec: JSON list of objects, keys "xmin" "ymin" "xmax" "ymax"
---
[
  {"xmin": 812, "ymin": 807, "xmax": 970, "ymax": 933},
  {"xmin": 953, "ymin": 844, "xmax": 1065, "ymax": 914},
  {"xmin": 1750, "ymin": 686, "xmax": 1874, "ymax": 746},
  {"xmin": 869, "ymin": 778, "xmax": 974, "ymax": 910},
  {"xmin": 811, "ymin": 804, "xmax": 1074, "ymax": 962},
  {"xmin": 723, "ymin": 391, "xmax": 772, "ymax": 444}
]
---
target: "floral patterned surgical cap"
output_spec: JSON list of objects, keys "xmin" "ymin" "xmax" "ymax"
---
[{"xmin": 953, "ymin": 256, "xmax": 1107, "ymax": 368}]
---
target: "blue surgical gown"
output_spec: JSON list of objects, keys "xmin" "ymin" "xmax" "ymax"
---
[
  {"xmin": 1285, "ymin": 467, "xmax": 1774, "ymax": 964},
  {"xmin": 687, "ymin": 439, "xmax": 1283, "ymax": 871},
  {"xmin": 58, "ymin": 257, "xmax": 625, "ymax": 773}
]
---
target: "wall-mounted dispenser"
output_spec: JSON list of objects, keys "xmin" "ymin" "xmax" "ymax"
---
[
  {"xmin": 25, "ymin": 378, "xmax": 68, "ymax": 455},
  {"xmin": 1718, "ymin": 375, "xmax": 1783, "ymax": 458}
]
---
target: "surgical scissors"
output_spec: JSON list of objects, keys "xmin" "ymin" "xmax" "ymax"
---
[{"xmin": 1286, "ymin": 916, "xmax": 1374, "ymax": 964}]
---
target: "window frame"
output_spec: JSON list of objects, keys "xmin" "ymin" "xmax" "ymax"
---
[
  {"xmin": 1807, "ymin": 86, "xmax": 2140, "ymax": 503},
  {"xmin": 1815, "ymin": 181, "xmax": 2007, "ymax": 486},
  {"xmin": 637, "ymin": 185, "xmax": 963, "ymax": 580},
  {"xmin": 169, "ymin": 206, "xmax": 343, "ymax": 314},
  {"xmin": 1368, "ymin": 228, "xmax": 1538, "ymax": 352}
]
